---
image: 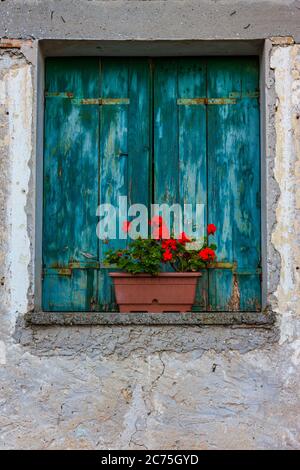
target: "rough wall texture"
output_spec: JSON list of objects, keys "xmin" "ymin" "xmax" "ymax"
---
[
  {"xmin": 0, "ymin": 2, "xmax": 300, "ymax": 450},
  {"xmin": 1, "ymin": 0, "xmax": 300, "ymax": 42}
]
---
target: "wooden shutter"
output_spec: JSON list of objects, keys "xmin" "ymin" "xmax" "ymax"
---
[
  {"xmin": 98, "ymin": 58, "xmax": 151, "ymax": 310},
  {"xmin": 43, "ymin": 58, "xmax": 100, "ymax": 311},
  {"xmin": 43, "ymin": 57, "xmax": 261, "ymax": 312},
  {"xmin": 43, "ymin": 58, "xmax": 151, "ymax": 311},
  {"xmin": 207, "ymin": 57, "xmax": 261, "ymax": 311},
  {"xmin": 153, "ymin": 57, "xmax": 261, "ymax": 311},
  {"xmin": 153, "ymin": 58, "xmax": 208, "ymax": 308}
]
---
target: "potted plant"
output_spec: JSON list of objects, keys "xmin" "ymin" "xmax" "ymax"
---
[{"xmin": 104, "ymin": 217, "xmax": 217, "ymax": 313}]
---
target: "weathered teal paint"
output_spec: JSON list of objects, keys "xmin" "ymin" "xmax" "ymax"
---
[
  {"xmin": 43, "ymin": 58, "xmax": 151, "ymax": 311},
  {"xmin": 43, "ymin": 57, "xmax": 261, "ymax": 312},
  {"xmin": 153, "ymin": 59, "xmax": 208, "ymax": 307},
  {"xmin": 97, "ymin": 59, "xmax": 151, "ymax": 310},
  {"xmin": 43, "ymin": 58, "xmax": 100, "ymax": 311},
  {"xmin": 207, "ymin": 57, "xmax": 261, "ymax": 311}
]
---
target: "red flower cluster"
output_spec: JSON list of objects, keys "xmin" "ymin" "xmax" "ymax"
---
[
  {"xmin": 150, "ymin": 215, "xmax": 170, "ymax": 239},
  {"xmin": 161, "ymin": 232, "xmax": 192, "ymax": 262},
  {"xmin": 207, "ymin": 223, "xmax": 217, "ymax": 235},
  {"xmin": 121, "ymin": 218, "xmax": 217, "ymax": 264},
  {"xmin": 198, "ymin": 247, "xmax": 216, "ymax": 262},
  {"xmin": 162, "ymin": 250, "xmax": 173, "ymax": 262},
  {"xmin": 162, "ymin": 238, "xmax": 177, "ymax": 262},
  {"xmin": 106, "ymin": 217, "xmax": 218, "ymax": 274},
  {"xmin": 162, "ymin": 239, "xmax": 177, "ymax": 250},
  {"xmin": 178, "ymin": 232, "xmax": 191, "ymax": 245}
]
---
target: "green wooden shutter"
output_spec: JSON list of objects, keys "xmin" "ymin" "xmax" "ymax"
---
[
  {"xmin": 43, "ymin": 58, "xmax": 151, "ymax": 311},
  {"xmin": 43, "ymin": 57, "xmax": 261, "ymax": 312},
  {"xmin": 43, "ymin": 58, "xmax": 100, "ymax": 311},
  {"xmin": 153, "ymin": 57, "xmax": 261, "ymax": 311},
  {"xmin": 153, "ymin": 58, "xmax": 208, "ymax": 308},
  {"xmin": 97, "ymin": 58, "xmax": 151, "ymax": 310},
  {"xmin": 207, "ymin": 57, "xmax": 261, "ymax": 311}
]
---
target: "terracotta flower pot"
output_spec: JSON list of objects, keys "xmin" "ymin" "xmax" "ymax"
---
[{"xmin": 109, "ymin": 272, "xmax": 201, "ymax": 313}]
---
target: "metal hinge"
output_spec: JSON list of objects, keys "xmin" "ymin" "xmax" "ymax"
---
[
  {"xmin": 177, "ymin": 92, "xmax": 259, "ymax": 106},
  {"xmin": 72, "ymin": 98, "xmax": 130, "ymax": 105},
  {"xmin": 45, "ymin": 92, "xmax": 74, "ymax": 98},
  {"xmin": 45, "ymin": 92, "xmax": 129, "ymax": 105},
  {"xmin": 206, "ymin": 262, "xmax": 236, "ymax": 270},
  {"xmin": 207, "ymin": 262, "xmax": 262, "ymax": 275},
  {"xmin": 229, "ymin": 91, "xmax": 259, "ymax": 99},
  {"xmin": 177, "ymin": 98, "xmax": 236, "ymax": 105},
  {"xmin": 43, "ymin": 261, "xmax": 101, "ymax": 278}
]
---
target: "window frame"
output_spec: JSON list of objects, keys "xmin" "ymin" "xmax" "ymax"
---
[{"xmin": 32, "ymin": 39, "xmax": 271, "ymax": 324}]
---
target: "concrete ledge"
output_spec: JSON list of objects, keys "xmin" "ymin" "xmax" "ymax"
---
[{"xmin": 25, "ymin": 311, "xmax": 276, "ymax": 327}]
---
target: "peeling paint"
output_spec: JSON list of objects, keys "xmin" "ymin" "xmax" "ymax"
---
[
  {"xmin": 0, "ymin": 39, "xmax": 300, "ymax": 449},
  {"xmin": 271, "ymin": 45, "xmax": 300, "ymax": 344},
  {"xmin": 227, "ymin": 274, "xmax": 241, "ymax": 312},
  {"xmin": 5, "ymin": 60, "xmax": 32, "ymax": 329}
]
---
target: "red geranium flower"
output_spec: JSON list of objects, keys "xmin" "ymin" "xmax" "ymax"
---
[
  {"xmin": 178, "ymin": 232, "xmax": 191, "ymax": 245},
  {"xmin": 150, "ymin": 215, "xmax": 170, "ymax": 239},
  {"xmin": 198, "ymin": 247, "xmax": 216, "ymax": 261},
  {"xmin": 162, "ymin": 249, "xmax": 173, "ymax": 262},
  {"xmin": 149, "ymin": 215, "xmax": 163, "ymax": 226},
  {"xmin": 162, "ymin": 239, "xmax": 177, "ymax": 250},
  {"xmin": 122, "ymin": 220, "xmax": 132, "ymax": 233},
  {"xmin": 207, "ymin": 224, "xmax": 217, "ymax": 235}
]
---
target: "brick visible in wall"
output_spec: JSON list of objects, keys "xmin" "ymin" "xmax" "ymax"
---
[
  {"xmin": 0, "ymin": 39, "xmax": 32, "ymax": 49},
  {"xmin": 270, "ymin": 36, "xmax": 295, "ymax": 46}
]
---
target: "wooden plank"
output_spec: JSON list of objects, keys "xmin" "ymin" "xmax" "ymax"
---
[
  {"xmin": 207, "ymin": 57, "xmax": 261, "ymax": 311},
  {"xmin": 207, "ymin": 57, "xmax": 240, "ymax": 311},
  {"xmin": 43, "ymin": 58, "xmax": 100, "ymax": 311},
  {"xmin": 97, "ymin": 58, "xmax": 129, "ymax": 310},
  {"xmin": 154, "ymin": 59, "xmax": 179, "ymax": 210},
  {"xmin": 177, "ymin": 58, "xmax": 208, "ymax": 310},
  {"xmin": 153, "ymin": 59, "xmax": 179, "ymax": 276},
  {"xmin": 234, "ymin": 57, "xmax": 261, "ymax": 311},
  {"xmin": 42, "ymin": 269, "xmax": 97, "ymax": 311},
  {"xmin": 127, "ymin": 59, "xmax": 151, "ymax": 209},
  {"xmin": 97, "ymin": 59, "xmax": 151, "ymax": 310},
  {"xmin": 153, "ymin": 59, "xmax": 209, "ymax": 305}
]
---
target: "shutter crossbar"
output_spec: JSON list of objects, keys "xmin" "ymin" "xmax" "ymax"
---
[
  {"xmin": 177, "ymin": 98, "xmax": 236, "ymax": 105},
  {"xmin": 45, "ymin": 93, "xmax": 129, "ymax": 105},
  {"xmin": 177, "ymin": 92, "xmax": 259, "ymax": 105},
  {"xmin": 72, "ymin": 98, "xmax": 130, "ymax": 105}
]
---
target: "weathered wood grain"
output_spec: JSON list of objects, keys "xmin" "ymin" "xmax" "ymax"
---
[{"xmin": 43, "ymin": 57, "xmax": 261, "ymax": 312}]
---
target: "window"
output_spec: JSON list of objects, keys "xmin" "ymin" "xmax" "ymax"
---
[{"xmin": 43, "ymin": 57, "xmax": 261, "ymax": 312}]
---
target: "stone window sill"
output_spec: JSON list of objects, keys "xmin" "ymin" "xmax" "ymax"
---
[{"xmin": 25, "ymin": 311, "xmax": 275, "ymax": 327}]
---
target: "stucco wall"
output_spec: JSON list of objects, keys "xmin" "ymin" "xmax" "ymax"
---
[
  {"xmin": 1, "ymin": 0, "xmax": 300, "ymax": 42},
  {"xmin": 0, "ymin": 1, "xmax": 300, "ymax": 451}
]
